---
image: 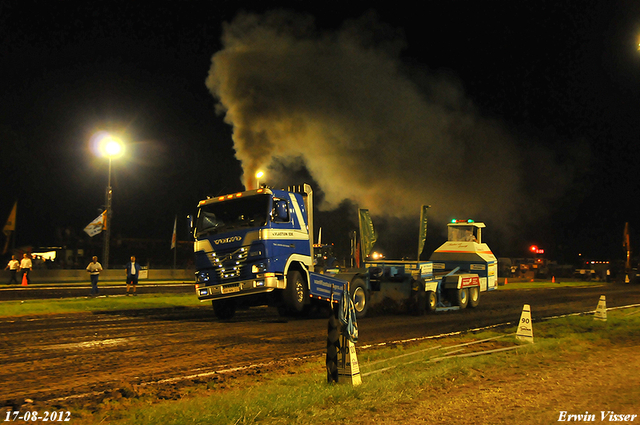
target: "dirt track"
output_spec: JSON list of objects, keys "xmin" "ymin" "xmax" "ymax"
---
[{"xmin": 1, "ymin": 283, "xmax": 639, "ymax": 411}]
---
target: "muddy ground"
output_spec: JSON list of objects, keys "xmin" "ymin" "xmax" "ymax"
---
[{"xmin": 1, "ymin": 283, "xmax": 638, "ymax": 414}]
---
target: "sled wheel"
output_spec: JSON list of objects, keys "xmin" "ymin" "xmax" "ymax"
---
[
  {"xmin": 468, "ymin": 286, "xmax": 480, "ymax": 308},
  {"xmin": 455, "ymin": 288, "xmax": 469, "ymax": 309},
  {"xmin": 426, "ymin": 290, "xmax": 437, "ymax": 313}
]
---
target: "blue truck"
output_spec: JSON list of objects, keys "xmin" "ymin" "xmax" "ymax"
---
[{"xmin": 191, "ymin": 184, "xmax": 497, "ymax": 319}]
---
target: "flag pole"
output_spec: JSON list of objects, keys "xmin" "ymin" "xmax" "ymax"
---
[{"xmin": 171, "ymin": 215, "xmax": 177, "ymax": 269}]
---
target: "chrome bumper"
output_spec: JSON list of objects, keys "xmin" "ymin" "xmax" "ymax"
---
[{"xmin": 196, "ymin": 276, "xmax": 281, "ymax": 301}]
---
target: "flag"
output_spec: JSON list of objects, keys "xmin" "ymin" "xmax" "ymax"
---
[
  {"xmin": 2, "ymin": 201, "xmax": 16, "ymax": 235},
  {"xmin": 358, "ymin": 209, "xmax": 377, "ymax": 260},
  {"xmin": 417, "ymin": 205, "xmax": 430, "ymax": 260},
  {"xmin": 171, "ymin": 215, "xmax": 177, "ymax": 249},
  {"xmin": 2, "ymin": 201, "xmax": 17, "ymax": 254},
  {"xmin": 84, "ymin": 211, "xmax": 106, "ymax": 237}
]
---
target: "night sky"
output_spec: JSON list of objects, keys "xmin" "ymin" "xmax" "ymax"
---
[{"xmin": 1, "ymin": 1, "xmax": 639, "ymax": 266}]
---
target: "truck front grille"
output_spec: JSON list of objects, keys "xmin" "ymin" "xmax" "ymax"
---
[{"xmin": 211, "ymin": 247, "xmax": 249, "ymax": 281}]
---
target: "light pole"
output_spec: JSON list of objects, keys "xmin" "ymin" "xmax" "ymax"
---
[{"xmin": 99, "ymin": 134, "xmax": 124, "ymax": 269}]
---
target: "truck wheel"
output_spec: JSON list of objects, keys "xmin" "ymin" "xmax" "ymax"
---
[
  {"xmin": 285, "ymin": 270, "xmax": 307, "ymax": 313},
  {"xmin": 426, "ymin": 290, "xmax": 437, "ymax": 313},
  {"xmin": 350, "ymin": 277, "xmax": 369, "ymax": 318},
  {"xmin": 451, "ymin": 288, "xmax": 469, "ymax": 309},
  {"xmin": 468, "ymin": 286, "xmax": 480, "ymax": 308},
  {"xmin": 212, "ymin": 299, "xmax": 236, "ymax": 320}
]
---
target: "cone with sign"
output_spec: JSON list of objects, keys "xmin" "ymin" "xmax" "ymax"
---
[
  {"xmin": 594, "ymin": 295, "xmax": 607, "ymax": 321},
  {"xmin": 21, "ymin": 272, "xmax": 28, "ymax": 286},
  {"xmin": 516, "ymin": 304, "xmax": 534, "ymax": 343},
  {"xmin": 337, "ymin": 338, "xmax": 361, "ymax": 386}
]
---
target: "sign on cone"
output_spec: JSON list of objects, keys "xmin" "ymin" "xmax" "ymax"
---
[
  {"xmin": 516, "ymin": 304, "xmax": 534, "ymax": 343},
  {"xmin": 21, "ymin": 272, "xmax": 28, "ymax": 286},
  {"xmin": 337, "ymin": 339, "xmax": 361, "ymax": 386},
  {"xmin": 594, "ymin": 295, "xmax": 607, "ymax": 321}
]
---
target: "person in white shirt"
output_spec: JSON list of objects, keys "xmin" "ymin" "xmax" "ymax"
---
[
  {"xmin": 5, "ymin": 255, "xmax": 20, "ymax": 284},
  {"xmin": 86, "ymin": 256, "xmax": 103, "ymax": 296},
  {"xmin": 19, "ymin": 253, "xmax": 32, "ymax": 285}
]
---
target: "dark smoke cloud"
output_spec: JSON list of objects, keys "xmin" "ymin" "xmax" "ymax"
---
[{"xmin": 206, "ymin": 10, "xmax": 583, "ymax": 241}]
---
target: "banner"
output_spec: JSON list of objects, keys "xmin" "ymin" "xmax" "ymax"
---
[
  {"xmin": 171, "ymin": 215, "xmax": 177, "ymax": 249},
  {"xmin": 418, "ymin": 205, "xmax": 430, "ymax": 260},
  {"xmin": 2, "ymin": 201, "xmax": 17, "ymax": 254},
  {"xmin": 84, "ymin": 211, "xmax": 106, "ymax": 237},
  {"xmin": 358, "ymin": 209, "xmax": 377, "ymax": 260}
]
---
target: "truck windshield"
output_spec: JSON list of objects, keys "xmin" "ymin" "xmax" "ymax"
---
[
  {"xmin": 448, "ymin": 225, "xmax": 478, "ymax": 242},
  {"xmin": 195, "ymin": 194, "xmax": 270, "ymax": 238}
]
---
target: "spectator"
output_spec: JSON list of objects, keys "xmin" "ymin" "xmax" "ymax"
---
[
  {"xmin": 125, "ymin": 256, "xmax": 141, "ymax": 296},
  {"xmin": 5, "ymin": 255, "xmax": 20, "ymax": 284},
  {"xmin": 19, "ymin": 253, "xmax": 32, "ymax": 285},
  {"xmin": 86, "ymin": 256, "xmax": 103, "ymax": 296}
]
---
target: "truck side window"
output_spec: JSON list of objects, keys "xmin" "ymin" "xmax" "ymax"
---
[{"xmin": 272, "ymin": 199, "xmax": 290, "ymax": 223}]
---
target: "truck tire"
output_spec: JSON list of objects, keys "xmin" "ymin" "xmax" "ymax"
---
[
  {"xmin": 285, "ymin": 270, "xmax": 307, "ymax": 313},
  {"xmin": 468, "ymin": 286, "xmax": 480, "ymax": 308},
  {"xmin": 350, "ymin": 277, "xmax": 369, "ymax": 318},
  {"xmin": 426, "ymin": 290, "xmax": 437, "ymax": 313},
  {"xmin": 451, "ymin": 288, "xmax": 469, "ymax": 309},
  {"xmin": 212, "ymin": 299, "xmax": 236, "ymax": 320}
]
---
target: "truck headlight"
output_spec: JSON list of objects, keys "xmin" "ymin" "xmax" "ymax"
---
[
  {"xmin": 197, "ymin": 271, "xmax": 210, "ymax": 283},
  {"xmin": 252, "ymin": 263, "xmax": 267, "ymax": 274}
]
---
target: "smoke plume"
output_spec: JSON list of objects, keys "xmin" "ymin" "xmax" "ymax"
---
[{"xmin": 206, "ymin": 11, "xmax": 579, "ymax": 237}]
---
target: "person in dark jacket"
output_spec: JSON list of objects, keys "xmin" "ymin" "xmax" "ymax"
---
[{"xmin": 125, "ymin": 256, "xmax": 141, "ymax": 296}]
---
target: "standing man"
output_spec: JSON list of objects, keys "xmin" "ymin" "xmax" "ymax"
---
[
  {"xmin": 125, "ymin": 255, "xmax": 140, "ymax": 296},
  {"xmin": 5, "ymin": 255, "xmax": 20, "ymax": 284},
  {"xmin": 19, "ymin": 253, "xmax": 32, "ymax": 285},
  {"xmin": 86, "ymin": 256, "xmax": 103, "ymax": 296}
]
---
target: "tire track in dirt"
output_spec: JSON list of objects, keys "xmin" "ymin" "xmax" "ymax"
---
[{"xmin": 1, "ymin": 284, "xmax": 638, "ymax": 406}]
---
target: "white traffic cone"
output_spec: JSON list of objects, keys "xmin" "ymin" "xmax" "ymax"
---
[
  {"xmin": 594, "ymin": 295, "xmax": 607, "ymax": 322},
  {"xmin": 516, "ymin": 304, "xmax": 534, "ymax": 343}
]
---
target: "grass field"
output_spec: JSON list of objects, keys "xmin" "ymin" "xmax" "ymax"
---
[{"xmin": 0, "ymin": 293, "xmax": 201, "ymax": 317}]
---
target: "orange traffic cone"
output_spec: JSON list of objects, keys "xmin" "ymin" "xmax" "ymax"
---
[
  {"xmin": 552, "ymin": 276, "xmax": 555, "ymax": 283},
  {"xmin": 504, "ymin": 278, "xmax": 508, "ymax": 285},
  {"xmin": 21, "ymin": 273, "xmax": 28, "ymax": 286}
]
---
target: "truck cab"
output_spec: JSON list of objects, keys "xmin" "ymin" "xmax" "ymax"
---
[
  {"xmin": 193, "ymin": 186, "xmax": 314, "ymax": 317},
  {"xmin": 192, "ymin": 184, "xmax": 348, "ymax": 319}
]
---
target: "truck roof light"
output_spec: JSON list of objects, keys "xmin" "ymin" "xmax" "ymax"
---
[
  {"xmin": 236, "ymin": 193, "xmax": 242, "ymax": 197},
  {"xmin": 257, "ymin": 189, "xmax": 263, "ymax": 193},
  {"xmin": 218, "ymin": 196, "xmax": 225, "ymax": 201}
]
